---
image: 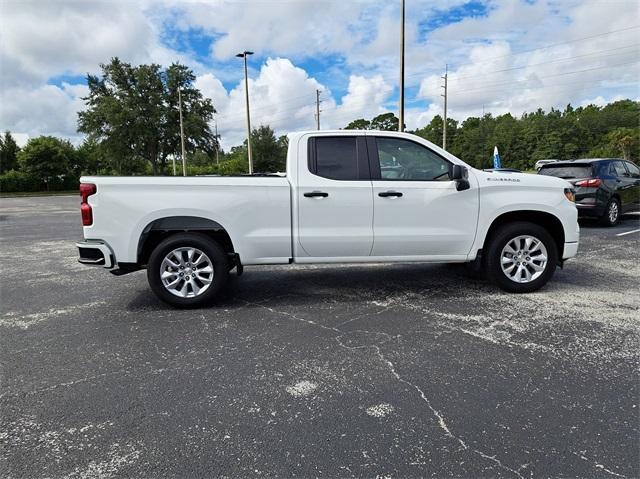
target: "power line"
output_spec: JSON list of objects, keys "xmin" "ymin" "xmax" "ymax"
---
[
  {"xmin": 219, "ymin": 77, "xmax": 636, "ymax": 133},
  {"xmin": 215, "ymin": 56, "xmax": 638, "ymax": 131},
  {"xmin": 216, "ymin": 43, "xmax": 638, "ymax": 125},
  {"xmin": 439, "ymin": 24, "xmax": 640, "ymax": 69},
  {"xmin": 448, "ymin": 59, "xmax": 640, "ymax": 93},
  {"xmin": 448, "ymin": 44, "xmax": 639, "ymax": 82}
]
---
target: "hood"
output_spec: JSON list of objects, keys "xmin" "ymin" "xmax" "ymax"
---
[{"xmin": 473, "ymin": 168, "xmax": 572, "ymax": 189}]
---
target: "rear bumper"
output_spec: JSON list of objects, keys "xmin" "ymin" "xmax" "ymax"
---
[
  {"xmin": 76, "ymin": 240, "xmax": 114, "ymax": 268},
  {"xmin": 576, "ymin": 203, "xmax": 605, "ymax": 218}
]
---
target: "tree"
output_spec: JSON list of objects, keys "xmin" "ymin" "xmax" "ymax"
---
[
  {"xmin": 606, "ymin": 127, "xmax": 640, "ymax": 161},
  {"xmin": 345, "ymin": 118, "xmax": 371, "ymax": 130},
  {"xmin": 78, "ymin": 58, "xmax": 216, "ymax": 175},
  {"xmin": 251, "ymin": 125, "xmax": 287, "ymax": 173},
  {"xmin": 17, "ymin": 136, "xmax": 76, "ymax": 190},
  {"xmin": 370, "ymin": 113, "xmax": 400, "ymax": 131},
  {"xmin": 0, "ymin": 131, "xmax": 20, "ymax": 174},
  {"xmin": 76, "ymin": 138, "xmax": 110, "ymax": 175},
  {"xmin": 345, "ymin": 113, "xmax": 402, "ymax": 131}
]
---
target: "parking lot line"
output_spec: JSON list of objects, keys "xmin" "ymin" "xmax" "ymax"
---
[{"xmin": 616, "ymin": 228, "xmax": 640, "ymax": 237}]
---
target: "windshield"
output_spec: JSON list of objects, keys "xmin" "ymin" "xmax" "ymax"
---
[{"xmin": 538, "ymin": 165, "xmax": 593, "ymax": 179}]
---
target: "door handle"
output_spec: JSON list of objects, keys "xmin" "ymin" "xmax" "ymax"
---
[
  {"xmin": 378, "ymin": 191, "xmax": 403, "ymax": 198},
  {"xmin": 304, "ymin": 191, "xmax": 329, "ymax": 198}
]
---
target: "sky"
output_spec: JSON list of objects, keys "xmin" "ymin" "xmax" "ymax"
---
[{"xmin": 1, "ymin": 0, "xmax": 639, "ymax": 149}]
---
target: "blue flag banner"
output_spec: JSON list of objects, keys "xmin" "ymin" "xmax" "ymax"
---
[{"xmin": 493, "ymin": 146, "xmax": 502, "ymax": 169}]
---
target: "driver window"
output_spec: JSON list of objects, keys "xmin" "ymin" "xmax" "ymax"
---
[{"xmin": 376, "ymin": 137, "xmax": 451, "ymax": 181}]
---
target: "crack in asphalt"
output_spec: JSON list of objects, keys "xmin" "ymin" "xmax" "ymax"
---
[
  {"xmin": 573, "ymin": 451, "xmax": 626, "ymax": 478},
  {"xmin": 244, "ymin": 299, "xmax": 525, "ymax": 478}
]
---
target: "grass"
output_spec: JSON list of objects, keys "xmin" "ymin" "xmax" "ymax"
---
[{"xmin": 0, "ymin": 190, "xmax": 77, "ymax": 198}]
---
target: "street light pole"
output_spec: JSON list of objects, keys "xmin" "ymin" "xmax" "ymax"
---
[
  {"xmin": 236, "ymin": 51, "xmax": 254, "ymax": 174},
  {"xmin": 441, "ymin": 64, "xmax": 448, "ymax": 150},
  {"xmin": 214, "ymin": 116, "xmax": 219, "ymax": 165},
  {"xmin": 398, "ymin": 0, "xmax": 405, "ymax": 132}
]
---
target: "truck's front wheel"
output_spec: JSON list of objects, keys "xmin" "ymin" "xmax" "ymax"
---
[
  {"xmin": 147, "ymin": 233, "xmax": 229, "ymax": 308},
  {"xmin": 486, "ymin": 222, "xmax": 558, "ymax": 293}
]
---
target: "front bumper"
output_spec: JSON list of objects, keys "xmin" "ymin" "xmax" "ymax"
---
[
  {"xmin": 563, "ymin": 241, "xmax": 579, "ymax": 260},
  {"xmin": 76, "ymin": 240, "xmax": 114, "ymax": 268}
]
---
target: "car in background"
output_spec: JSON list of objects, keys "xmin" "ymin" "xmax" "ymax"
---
[
  {"xmin": 538, "ymin": 158, "xmax": 640, "ymax": 226},
  {"xmin": 535, "ymin": 159, "xmax": 558, "ymax": 171}
]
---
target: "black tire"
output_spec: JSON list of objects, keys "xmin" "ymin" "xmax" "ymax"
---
[
  {"xmin": 485, "ymin": 221, "xmax": 558, "ymax": 293},
  {"xmin": 599, "ymin": 198, "xmax": 620, "ymax": 227},
  {"xmin": 147, "ymin": 232, "xmax": 229, "ymax": 308}
]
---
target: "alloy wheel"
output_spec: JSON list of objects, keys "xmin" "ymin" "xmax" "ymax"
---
[
  {"xmin": 160, "ymin": 247, "xmax": 214, "ymax": 298},
  {"xmin": 500, "ymin": 235, "xmax": 548, "ymax": 284}
]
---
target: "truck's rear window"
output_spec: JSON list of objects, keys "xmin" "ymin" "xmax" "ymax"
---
[{"xmin": 538, "ymin": 165, "xmax": 593, "ymax": 179}]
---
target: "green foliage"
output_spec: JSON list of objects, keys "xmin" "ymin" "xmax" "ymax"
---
[
  {"xmin": 345, "ymin": 113, "xmax": 402, "ymax": 131},
  {"xmin": 0, "ymin": 170, "xmax": 40, "ymax": 192},
  {"xmin": 604, "ymin": 127, "xmax": 639, "ymax": 161},
  {"xmin": 78, "ymin": 58, "xmax": 216, "ymax": 175},
  {"xmin": 0, "ymin": 131, "xmax": 20, "ymax": 174},
  {"xmin": 76, "ymin": 138, "xmax": 111, "ymax": 175},
  {"xmin": 344, "ymin": 118, "xmax": 371, "ymax": 130},
  {"xmin": 415, "ymin": 100, "xmax": 640, "ymax": 170},
  {"xmin": 4, "ymin": 98, "xmax": 637, "ymax": 193},
  {"xmin": 17, "ymin": 136, "xmax": 78, "ymax": 190},
  {"xmin": 251, "ymin": 125, "xmax": 287, "ymax": 172}
]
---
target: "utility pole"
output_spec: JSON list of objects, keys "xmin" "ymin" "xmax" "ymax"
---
[
  {"xmin": 178, "ymin": 87, "xmax": 187, "ymax": 176},
  {"xmin": 441, "ymin": 64, "xmax": 448, "ymax": 150},
  {"xmin": 236, "ymin": 51, "xmax": 254, "ymax": 174},
  {"xmin": 315, "ymin": 89, "xmax": 322, "ymax": 130},
  {"xmin": 214, "ymin": 117, "xmax": 220, "ymax": 165},
  {"xmin": 398, "ymin": 0, "xmax": 405, "ymax": 132}
]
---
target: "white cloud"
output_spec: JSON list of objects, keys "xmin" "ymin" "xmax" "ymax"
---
[
  {"xmin": 0, "ymin": 82, "xmax": 88, "ymax": 141},
  {"xmin": 412, "ymin": 0, "xmax": 640, "ymax": 123},
  {"xmin": 1, "ymin": 0, "xmax": 639, "ymax": 148},
  {"xmin": 195, "ymin": 59, "xmax": 395, "ymax": 149},
  {"xmin": 198, "ymin": 57, "xmax": 323, "ymax": 148}
]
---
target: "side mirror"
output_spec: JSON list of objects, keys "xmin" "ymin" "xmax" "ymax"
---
[
  {"xmin": 451, "ymin": 164, "xmax": 465, "ymax": 180},
  {"xmin": 451, "ymin": 164, "xmax": 470, "ymax": 191}
]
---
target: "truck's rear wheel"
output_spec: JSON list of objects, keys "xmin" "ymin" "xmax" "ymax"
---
[
  {"xmin": 486, "ymin": 222, "xmax": 558, "ymax": 293},
  {"xmin": 147, "ymin": 233, "xmax": 229, "ymax": 308}
]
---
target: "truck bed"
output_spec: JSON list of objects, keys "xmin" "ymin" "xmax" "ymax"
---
[{"xmin": 81, "ymin": 175, "xmax": 293, "ymax": 265}]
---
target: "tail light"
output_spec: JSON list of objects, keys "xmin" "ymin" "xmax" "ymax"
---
[
  {"xmin": 80, "ymin": 183, "xmax": 97, "ymax": 226},
  {"xmin": 564, "ymin": 188, "xmax": 575, "ymax": 202},
  {"xmin": 575, "ymin": 178, "xmax": 602, "ymax": 187}
]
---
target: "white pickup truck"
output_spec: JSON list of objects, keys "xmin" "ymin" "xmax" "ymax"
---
[{"xmin": 77, "ymin": 130, "xmax": 579, "ymax": 307}]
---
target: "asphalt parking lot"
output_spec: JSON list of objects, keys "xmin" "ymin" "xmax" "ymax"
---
[{"xmin": 1, "ymin": 195, "xmax": 638, "ymax": 478}]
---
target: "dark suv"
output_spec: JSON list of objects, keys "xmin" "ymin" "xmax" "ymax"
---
[{"xmin": 538, "ymin": 158, "xmax": 640, "ymax": 226}]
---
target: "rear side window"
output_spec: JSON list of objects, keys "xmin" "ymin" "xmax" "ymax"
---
[
  {"xmin": 309, "ymin": 137, "xmax": 361, "ymax": 180},
  {"xmin": 538, "ymin": 165, "xmax": 592, "ymax": 179}
]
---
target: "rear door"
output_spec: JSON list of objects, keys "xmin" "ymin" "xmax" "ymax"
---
[
  {"xmin": 296, "ymin": 135, "xmax": 374, "ymax": 257},
  {"xmin": 367, "ymin": 135, "xmax": 478, "ymax": 257}
]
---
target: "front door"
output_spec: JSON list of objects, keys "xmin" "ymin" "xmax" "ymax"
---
[
  {"xmin": 296, "ymin": 135, "xmax": 374, "ymax": 258},
  {"xmin": 622, "ymin": 161, "xmax": 640, "ymax": 210},
  {"xmin": 367, "ymin": 135, "xmax": 479, "ymax": 257}
]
